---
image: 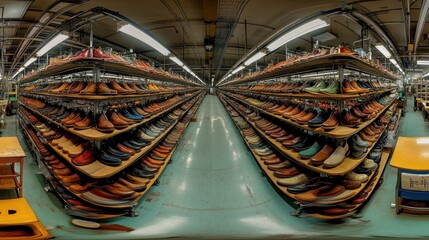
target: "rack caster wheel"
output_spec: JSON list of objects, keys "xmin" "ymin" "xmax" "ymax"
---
[
  {"xmin": 260, "ymin": 171, "xmax": 266, "ymax": 177},
  {"xmin": 153, "ymin": 179, "xmax": 160, "ymax": 186},
  {"xmin": 168, "ymin": 159, "xmax": 173, "ymax": 164}
]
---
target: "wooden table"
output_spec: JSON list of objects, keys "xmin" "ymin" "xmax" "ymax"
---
[
  {"xmin": 390, "ymin": 137, "xmax": 429, "ymax": 214},
  {"xmin": 0, "ymin": 137, "xmax": 26, "ymax": 197}
]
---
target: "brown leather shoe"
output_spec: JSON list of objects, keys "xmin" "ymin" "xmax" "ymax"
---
[
  {"xmin": 342, "ymin": 111, "xmax": 361, "ymax": 127},
  {"xmin": 60, "ymin": 112, "xmax": 77, "ymax": 124},
  {"xmin": 351, "ymin": 107, "xmax": 370, "ymax": 120},
  {"xmin": 64, "ymin": 114, "xmax": 82, "ymax": 127},
  {"xmin": 282, "ymin": 136, "xmax": 303, "ymax": 147},
  {"xmin": 51, "ymin": 82, "xmax": 71, "ymax": 93},
  {"xmin": 117, "ymin": 143, "xmax": 136, "ymax": 155},
  {"xmin": 79, "ymin": 82, "xmax": 97, "ymax": 94},
  {"xmin": 264, "ymin": 158, "xmax": 282, "ymax": 165},
  {"xmin": 274, "ymin": 167, "xmax": 300, "ymax": 178},
  {"xmin": 350, "ymin": 81, "xmax": 369, "ymax": 93},
  {"xmin": 296, "ymin": 111, "xmax": 316, "ymax": 124},
  {"xmin": 98, "ymin": 82, "xmax": 118, "ymax": 95},
  {"xmin": 117, "ymin": 112, "xmax": 135, "ymax": 124},
  {"xmin": 310, "ymin": 144, "xmax": 334, "ymax": 165},
  {"xmin": 282, "ymin": 107, "xmax": 301, "ymax": 118},
  {"xmin": 342, "ymin": 79, "xmax": 359, "ymax": 94},
  {"xmin": 128, "ymin": 83, "xmax": 145, "ymax": 93},
  {"xmin": 74, "ymin": 116, "xmax": 93, "ymax": 130},
  {"xmin": 109, "ymin": 81, "xmax": 130, "ymax": 94},
  {"xmin": 110, "ymin": 112, "xmax": 129, "ymax": 129},
  {"xmin": 121, "ymin": 82, "xmax": 137, "ymax": 94},
  {"xmin": 322, "ymin": 110, "xmax": 339, "ymax": 130},
  {"xmin": 68, "ymin": 82, "xmax": 86, "ymax": 94},
  {"xmin": 359, "ymin": 132, "xmax": 376, "ymax": 142},
  {"xmin": 96, "ymin": 112, "xmax": 115, "ymax": 133}
]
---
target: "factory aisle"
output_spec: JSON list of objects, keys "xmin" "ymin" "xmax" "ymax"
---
[{"xmin": 7, "ymin": 95, "xmax": 429, "ymax": 239}]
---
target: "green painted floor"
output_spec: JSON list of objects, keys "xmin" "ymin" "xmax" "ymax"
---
[{"xmin": 3, "ymin": 96, "xmax": 429, "ymax": 239}]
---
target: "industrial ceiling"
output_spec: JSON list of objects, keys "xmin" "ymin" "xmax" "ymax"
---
[{"xmin": 1, "ymin": 0, "xmax": 429, "ymax": 84}]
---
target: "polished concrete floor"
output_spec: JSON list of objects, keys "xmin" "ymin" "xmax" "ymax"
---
[{"xmin": 3, "ymin": 96, "xmax": 429, "ymax": 239}]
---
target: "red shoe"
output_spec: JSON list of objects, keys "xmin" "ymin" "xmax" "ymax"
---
[{"xmin": 72, "ymin": 149, "xmax": 95, "ymax": 166}]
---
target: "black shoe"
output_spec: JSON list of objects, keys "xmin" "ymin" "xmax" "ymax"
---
[
  {"xmin": 107, "ymin": 146, "xmax": 130, "ymax": 160},
  {"xmin": 99, "ymin": 151, "xmax": 122, "ymax": 166}
]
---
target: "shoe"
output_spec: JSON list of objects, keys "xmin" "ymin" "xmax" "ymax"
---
[
  {"xmin": 267, "ymin": 161, "xmax": 292, "ymax": 170},
  {"xmin": 308, "ymin": 109, "xmax": 330, "ymax": 127},
  {"xmin": 304, "ymin": 82, "xmax": 327, "ymax": 93},
  {"xmin": 342, "ymin": 110, "xmax": 361, "ymax": 127},
  {"xmin": 99, "ymin": 151, "xmax": 122, "ymax": 166},
  {"xmin": 321, "ymin": 110, "xmax": 339, "ymax": 130},
  {"xmin": 96, "ymin": 112, "xmax": 115, "ymax": 133},
  {"xmin": 310, "ymin": 144, "xmax": 334, "ymax": 165},
  {"xmin": 292, "ymin": 137, "xmax": 315, "ymax": 151},
  {"xmin": 274, "ymin": 167, "xmax": 300, "ymax": 178},
  {"xmin": 98, "ymin": 82, "xmax": 118, "ymax": 95},
  {"xmin": 71, "ymin": 150, "xmax": 95, "ymax": 166},
  {"xmin": 107, "ymin": 146, "xmax": 131, "ymax": 160},
  {"xmin": 342, "ymin": 79, "xmax": 360, "ymax": 94},
  {"xmin": 74, "ymin": 116, "xmax": 93, "ymax": 130},
  {"xmin": 68, "ymin": 82, "xmax": 86, "ymax": 94},
  {"xmin": 352, "ymin": 134, "xmax": 370, "ymax": 148},
  {"xmin": 320, "ymin": 82, "xmax": 339, "ymax": 94},
  {"xmin": 277, "ymin": 174, "xmax": 310, "ymax": 187},
  {"xmin": 79, "ymin": 82, "xmax": 97, "ymax": 95},
  {"xmin": 109, "ymin": 81, "xmax": 130, "ymax": 94},
  {"xmin": 361, "ymin": 158, "xmax": 378, "ymax": 170},
  {"xmin": 346, "ymin": 171, "xmax": 368, "ymax": 182},
  {"xmin": 323, "ymin": 142, "xmax": 349, "ymax": 168},
  {"xmin": 110, "ymin": 112, "xmax": 129, "ymax": 129},
  {"xmin": 299, "ymin": 141, "xmax": 322, "ymax": 159},
  {"xmin": 287, "ymin": 177, "xmax": 322, "ymax": 194},
  {"xmin": 282, "ymin": 136, "xmax": 304, "ymax": 148}
]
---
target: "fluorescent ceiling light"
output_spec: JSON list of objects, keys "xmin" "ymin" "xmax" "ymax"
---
[
  {"xmin": 423, "ymin": 72, "xmax": 429, "ymax": 78},
  {"xmin": 232, "ymin": 66, "xmax": 245, "ymax": 74},
  {"xmin": 11, "ymin": 67, "xmax": 25, "ymax": 79},
  {"xmin": 375, "ymin": 44, "xmax": 391, "ymax": 59},
  {"xmin": 36, "ymin": 33, "xmax": 69, "ymax": 57},
  {"xmin": 244, "ymin": 51, "xmax": 266, "ymax": 66},
  {"xmin": 390, "ymin": 58, "xmax": 405, "ymax": 75},
  {"xmin": 417, "ymin": 60, "xmax": 429, "ymax": 65},
  {"xmin": 119, "ymin": 24, "xmax": 170, "ymax": 56},
  {"xmin": 183, "ymin": 65, "xmax": 191, "ymax": 73},
  {"xmin": 24, "ymin": 57, "xmax": 37, "ymax": 67},
  {"xmin": 266, "ymin": 19, "xmax": 329, "ymax": 52},
  {"xmin": 169, "ymin": 56, "xmax": 184, "ymax": 66}
]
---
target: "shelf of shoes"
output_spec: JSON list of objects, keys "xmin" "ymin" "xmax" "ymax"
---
[
  {"xmin": 222, "ymin": 91, "xmax": 396, "ymax": 139},
  {"xmin": 17, "ymin": 118, "xmax": 129, "ymax": 218},
  {"xmin": 221, "ymin": 52, "xmax": 399, "ymax": 86},
  {"xmin": 221, "ymin": 98, "xmax": 377, "ymax": 205},
  {"xmin": 20, "ymin": 96, "xmax": 201, "ymax": 179},
  {"xmin": 20, "ymin": 83, "xmax": 197, "ymax": 101},
  {"xmin": 17, "ymin": 94, "xmax": 203, "ymax": 211},
  {"xmin": 221, "ymin": 94, "xmax": 392, "ymax": 176},
  {"xmin": 220, "ymin": 96, "xmax": 391, "ymax": 219},
  {"xmin": 306, "ymin": 149, "xmax": 390, "ymax": 219},
  {"xmin": 18, "ymin": 91, "xmax": 200, "ymax": 141},
  {"xmin": 20, "ymin": 74, "xmax": 197, "ymax": 101},
  {"xmin": 221, "ymin": 81, "xmax": 397, "ymax": 101},
  {"xmin": 20, "ymin": 48, "xmax": 202, "ymax": 86}
]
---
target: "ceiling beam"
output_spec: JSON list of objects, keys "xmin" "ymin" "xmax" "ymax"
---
[{"xmin": 413, "ymin": 0, "xmax": 429, "ymax": 55}]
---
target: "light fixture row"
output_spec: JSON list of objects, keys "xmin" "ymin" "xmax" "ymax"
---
[
  {"xmin": 13, "ymin": 24, "xmax": 204, "ymax": 85},
  {"xmin": 374, "ymin": 44, "xmax": 405, "ymax": 75},
  {"xmin": 11, "ymin": 33, "xmax": 69, "ymax": 79},
  {"xmin": 119, "ymin": 23, "xmax": 204, "ymax": 85},
  {"xmin": 218, "ymin": 18, "xmax": 330, "ymax": 85}
]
